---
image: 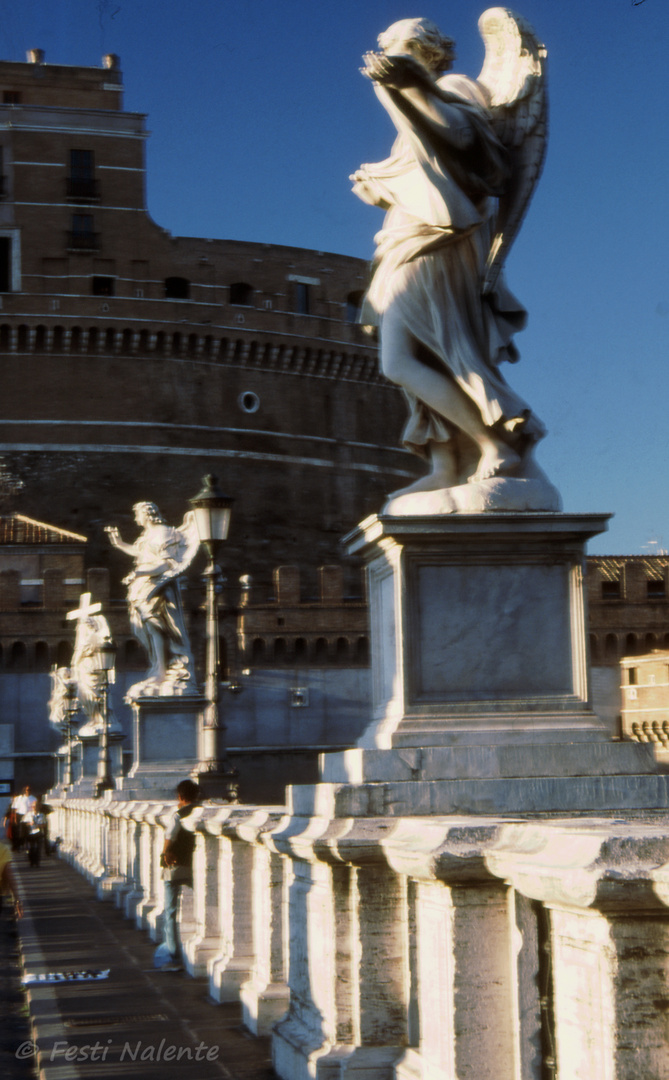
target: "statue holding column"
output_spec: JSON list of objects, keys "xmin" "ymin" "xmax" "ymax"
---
[
  {"xmin": 105, "ymin": 502, "xmax": 200, "ymax": 699},
  {"xmin": 351, "ymin": 9, "xmax": 561, "ymax": 513}
]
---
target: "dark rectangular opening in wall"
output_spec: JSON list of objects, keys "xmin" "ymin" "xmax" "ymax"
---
[
  {"xmin": 92, "ymin": 276, "xmax": 115, "ymax": 297},
  {"xmin": 295, "ymin": 282, "xmax": 310, "ymax": 315},
  {"xmin": 0, "ymin": 237, "xmax": 11, "ymax": 292},
  {"xmin": 647, "ymin": 578, "xmax": 666, "ymax": 600},
  {"xmin": 601, "ymin": 579, "xmax": 621, "ymax": 600}
]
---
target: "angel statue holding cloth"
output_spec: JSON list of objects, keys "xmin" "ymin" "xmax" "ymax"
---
[
  {"xmin": 352, "ymin": 9, "xmax": 561, "ymax": 513},
  {"xmin": 106, "ymin": 502, "xmax": 200, "ymax": 699}
]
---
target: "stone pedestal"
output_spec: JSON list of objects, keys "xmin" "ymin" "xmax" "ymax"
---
[
  {"xmin": 346, "ymin": 512, "xmax": 609, "ymax": 747},
  {"xmin": 115, "ymin": 694, "xmax": 204, "ymax": 798},
  {"xmin": 307, "ymin": 512, "xmax": 669, "ymax": 817},
  {"xmin": 68, "ymin": 729, "xmax": 123, "ymax": 798}
]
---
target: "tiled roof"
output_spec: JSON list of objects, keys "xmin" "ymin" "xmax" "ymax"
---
[
  {"xmin": 588, "ymin": 554, "xmax": 669, "ymax": 579},
  {"xmin": 0, "ymin": 514, "xmax": 87, "ymax": 545}
]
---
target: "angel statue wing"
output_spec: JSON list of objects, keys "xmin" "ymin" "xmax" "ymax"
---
[{"xmin": 477, "ymin": 7, "xmax": 547, "ymax": 295}]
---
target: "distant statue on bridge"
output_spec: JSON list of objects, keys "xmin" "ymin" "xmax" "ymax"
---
[
  {"xmin": 65, "ymin": 592, "xmax": 119, "ymax": 732},
  {"xmin": 351, "ymin": 10, "xmax": 561, "ymax": 513},
  {"xmin": 106, "ymin": 502, "xmax": 200, "ymax": 699}
]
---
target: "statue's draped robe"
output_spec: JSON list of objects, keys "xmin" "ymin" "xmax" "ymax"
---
[
  {"xmin": 353, "ymin": 72, "xmax": 545, "ymax": 460},
  {"xmin": 125, "ymin": 524, "xmax": 192, "ymax": 682}
]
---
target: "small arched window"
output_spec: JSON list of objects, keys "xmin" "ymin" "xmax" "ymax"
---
[
  {"xmin": 274, "ymin": 638, "xmax": 287, "ymax": 663},
  {"xmin": 624, "ymin": 633, "xmax": 638, "ymax": 657},
  {"xmin": 34, "ymin": 641, "xmax": 50, "ymax": 672},
  {"xmin": 604, "ymin": 634, "xmax": 618, "ymax": 662},
  {"xmin": 9, "ymin": 641, "xmax": 26, "ymax": 670},
  {"xmin": 315, "ymin": 637, "xmax": 329, "ymax": 663},
  {"xmin": 336, "ymin": 637, "xmax": 349, "ymax": 662},
  {"xmin": 56, "ymin": 640, "xmax": 72, "ymax": 667},
  {"xmin": 356, "ymin": 636, "xmax": 370, "ymax": 664}
]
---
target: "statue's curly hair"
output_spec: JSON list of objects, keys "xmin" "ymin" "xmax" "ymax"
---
[
  {"xmin": 133, "ymin": 501, "xmax": 166, "ymax": 525},
  {"xmin": 378, "ymin": 18, "xmax": 456, "ymax": 74}
]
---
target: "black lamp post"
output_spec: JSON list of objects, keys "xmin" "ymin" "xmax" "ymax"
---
[
  {"xmin": 95, "ymin": 637, "xmax": 117, "ymax": 798},
  {"xmin": 62, "ymin": 677, "xmax": 79, "ymax": 790},
  {"xmin": 189, "ymin": 474, "xmax": 238, "ymax": 800}
]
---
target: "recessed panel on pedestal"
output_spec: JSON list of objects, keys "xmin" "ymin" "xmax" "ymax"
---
[{"xmin": 411, "ymin": 562, "xmax": 572, "ymax": 701}]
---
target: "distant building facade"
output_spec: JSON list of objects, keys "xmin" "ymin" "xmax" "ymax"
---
[
  {"xmin": 0, "ymin": 50, "xmax": 418, "ymax": 589},
  {"xmin": 620, "ymin": 651, "xmax": 669, "ymax": 759},
  {"xmin": 587, "ymin": 555, "xmax": 669, "ymax": 665}
]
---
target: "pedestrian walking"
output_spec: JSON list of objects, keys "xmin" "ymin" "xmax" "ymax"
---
[
  {"xmin": 24, "ymin": 798, "xmax": 47, "ymax": 867},
  {"xmin": 154, "ymin": 779, "xmax": 202, "ymax": 971}
]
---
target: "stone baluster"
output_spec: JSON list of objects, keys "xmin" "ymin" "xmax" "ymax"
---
[
  {"xmin": 182, "ymin": 827, "xmax": 223, "ymax": 976},
  {"xmin": 122, "ymin": 806, "xmax": 146, "ymax": 920},
  {"xmin": 208, "ymin": 814, "xmax": 258, "ymax": 1002},
  {"xmin": 239, "ymin": 815, "xmax": 291, "ymax": 1035},
  {"xmin": 145, "ymin": 812, "xmax": 168, "ymax": 944},
  {"xmin": 136, "ymin": 814, "xmax": 158, "ymax": 927}
]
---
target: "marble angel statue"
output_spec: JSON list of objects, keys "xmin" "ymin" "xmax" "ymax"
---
[
  {"xmin": 105, "ymin": 502, "xmax": 200, "ymax": 698},
  {"xmin": 351, "ymin": 9, "xmax": 561, "ymax": 513},
  {"xmin": 48, "ymin": 665, "xmax": 75, "ymax": 731},
  {"xmin": 70, "ymin": 606, "xmax": 119, "ymax": 733}
]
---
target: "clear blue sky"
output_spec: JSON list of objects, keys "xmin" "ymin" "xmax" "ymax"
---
[{"xmin": 1, "ymin": 0, "xmax": 666, "ymax": 555}]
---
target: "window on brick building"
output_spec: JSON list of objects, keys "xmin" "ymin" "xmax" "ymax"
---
[
  {"xmin": 92, "ymin": 276, "xmax": 115, "ymax": 296},
  {"xmin": 601, "ymin": 578, "xmax": 621, "ymax": 600},
  {"xmin": 604, "ymin": 634, "xmax": 618, "ymax": 661},
  {"xmin": 69, "ymin": 214, "xmax": 97, "ymax": 250},
  {"xmin": 628, "ymin": 667, "xmax": 637, "ymax": 685},
  {"xmin": 68, "ymin": 149, "xmax": 97, "ymax": 200},
  {"xmin": 295, "ymin": 281, "xmax": 311, "ymax": 314},
  {"xmin": 0, "ymin": 236, "xmax": 11, "ymax": 291},
  {"xmin": 346, "ymin": 290, "xmax": 364, "ymax": 323},
  {"xmin": 164, "ymin": 276, "xmax": 190, "ymax": 299},
  {"xmin": 229, "ymin": 282, "xmax": 253, "ymax": 306},
  {"xmin": 3, "ymin": 91, "xmax": 21, "ymax": 104},
  {"xmin": 625, "ymin": 633, "xmax": 638, "ymax": 656},
  {"xmin": 647, "ymin": 578, "xmax": 666, "ymax": 599},
  {"xmin": 35, "ymin": 641, "xmax": 50, "ymax": 672}
]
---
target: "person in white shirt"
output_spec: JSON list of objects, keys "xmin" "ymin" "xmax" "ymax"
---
[{"xmin": 4, "ymin": 786, "xmax": 36, "ymax": 850}]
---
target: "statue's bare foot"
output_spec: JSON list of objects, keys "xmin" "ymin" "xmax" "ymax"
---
[
  {"xmin": 387, "ymin": 442, "xmax": 460, "ymax": 498},
  {"xmin": 469, "ymin": 443, "xmax": 521, "ymax": 484}
]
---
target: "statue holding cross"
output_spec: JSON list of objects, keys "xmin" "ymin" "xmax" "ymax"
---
[{"xmin": 66, "ymin": 592, "xmax": 118, "ymax": 733}]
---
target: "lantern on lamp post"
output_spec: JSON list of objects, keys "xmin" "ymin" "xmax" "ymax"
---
[
  {"xmin": 94, "ymin": 637, "xmax": 117, "ymax": 798},
  {"xmin": 189, "ymin": 474, "xmax": 238, "ymax": 799}
]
